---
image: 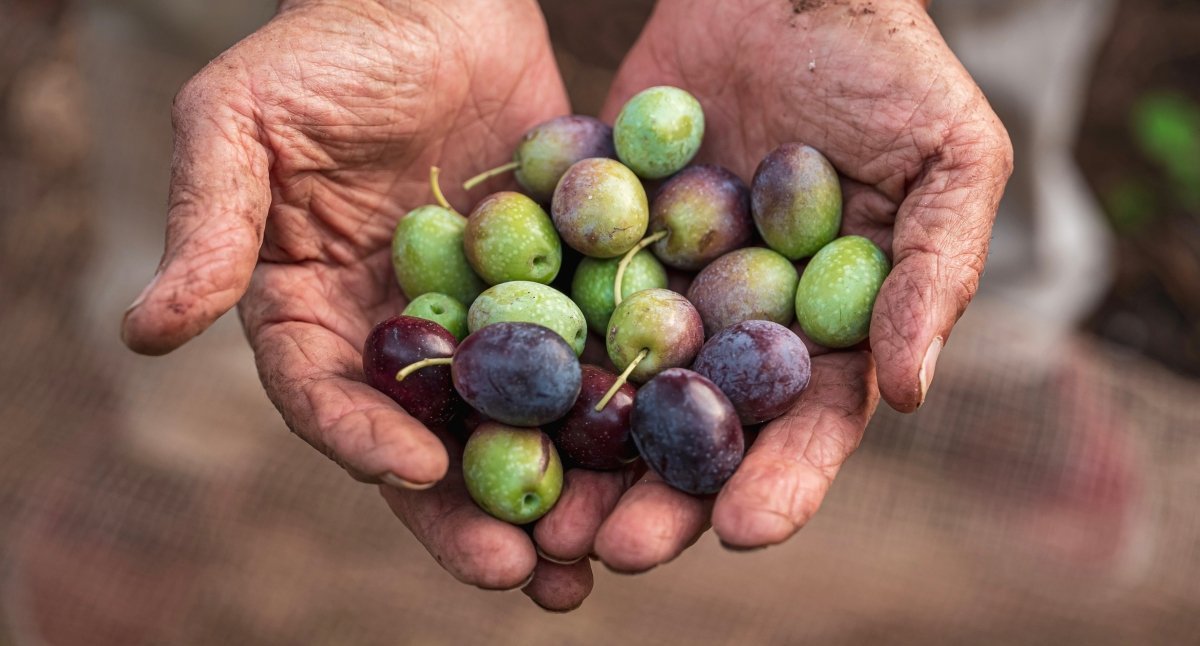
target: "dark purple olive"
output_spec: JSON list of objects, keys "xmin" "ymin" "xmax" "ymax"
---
[
  {"xmin": 631, "ymin": 368, "xmax": 744, "ymax": 494},
  {"xmin": 546, "ymin": 365, "xmax": 638, "ymax": 469},
  {"xmin": 692, "ymin": 320, "xmax": 811, "ymax": 424},
  {"xmin": 452, "ymin": 322, "xmax": 582, "ymax": 427},
  {"xmin": 363, "ymin": 315, "xmax": 459, "ymax": 427}
]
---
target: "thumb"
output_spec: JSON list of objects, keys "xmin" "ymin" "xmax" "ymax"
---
[
  {"xmin": 870, "ymin": 122, "xmax": 1013, "ymax": 411},
  {"xmin": 121, "ymin": 74, "xmax": 270, "ymax": 355}
]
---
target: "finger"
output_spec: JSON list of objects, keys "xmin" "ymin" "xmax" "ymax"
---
[
  {"xmin": 254, "ymin": 319, "xmax": 449, "ymax": 487},
  {"xmin": 379, "ymin": 480, "xmax": 538, "ymax": 590},
  {"xmin": 521, "ymin": 558, "xmax": 595, "ymax": 613},
  {"xmin": 533, "ymin": 467, "xmax": 639, "ymax": 563},
  {"xmin": 712, "ymin": 352, "xmax": 879, "ymax": 549},
  {"xmin": 593, "ymin": 472, "xmax": 711, "ymax": 574},
  {"xmin": 871, "ymin": 124, "xmax": 1014, "ymax": 411},
  {"xmin": 122, "ymin": 74, "xmax": 270, "ymax": 355}
]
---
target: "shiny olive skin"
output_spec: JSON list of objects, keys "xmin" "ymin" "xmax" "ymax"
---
[
  {"xmin": 362, "ymin": 315, "xmax": 459, "ymax": 428},
  {"xmin": 464, "ymin": 191, "xmax": 561, "ymax": 285},
  {"xmin": 402, "ymin": 292, "xmax": 468, "ymax": 341},
  {"xmin": 451, "ymin": 322, "xmax": 582, "ymax": 427},
  {"xmin": 631, "ymin": 368, "xmax": 744, "ymax": 495},
  {"xmin": 751, "ymin": 143, "xmax": 842, "ymax": 260},
  {"xmin": 692, "ymin": 320, "xmax": 811, "ymax": 424},
  {"xmin": 546, "ymin": 365, "xmax": 638, "ymax": 470},
  {"xmin": 391, "ymin": 205, "xmax": 485, "ymax": 304},
  {"xmin": 514, "ymin": 115, "xmax": 616, "ymax": 203},
  {"xmin": 463, "ymin": 422, "xmax": 563, "ymax": 524},
  {"xmin": 606, "ymin": 288, "xmax": 704, "ymax": 383},
  {"xmin": 794, "ymin": 235, "xmax": 890, "ymax": 348},
  {"xmin": 687, "ymin": 247, "xmax": 799, "ymax": 337},
  {"xmin": 649, "ymin": 164, "xmax": 752, "ymax": 270},
  {"xmin": 467, "ymin": 281, "xmax": 588, "ymax": 356},
  {"xmin": 551, "ymin": 158, "xmax": 648, "ymax": 258},
  {"xmin": 613, "ymin": 86, "xmax": 705, "ymax": 180},
  {"xmin": 571, "ymin": 250, "xmax": 668, "ymax": 335}
]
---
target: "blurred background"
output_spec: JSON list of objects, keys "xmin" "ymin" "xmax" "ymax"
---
[{"xmin": 2, "ymin": 0, "xmax": 1198, "ymax": 643}]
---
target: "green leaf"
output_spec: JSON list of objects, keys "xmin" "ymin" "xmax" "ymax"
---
[
  {"xmin": 1102, "ymin": 179, "xmax": 1157, "ymax": 234},
  {"xmin": 1132, "ymin": 92, "xmax": 1200, "ymax": 211}
]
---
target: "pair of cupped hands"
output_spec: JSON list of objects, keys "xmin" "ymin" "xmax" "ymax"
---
[{"xmin": 120, "ymin": 0, "xmax": 1011, "ymax": 611}]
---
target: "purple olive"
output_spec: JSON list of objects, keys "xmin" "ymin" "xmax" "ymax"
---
[
  {"xmin": 649, "ymin": 165, "xmax": 753, "ymax": 270},
  {"xmin": 546, "ymin": 365, "xmax": 638, "ymax": 469},
  {"xmin": 631, "ymin": 368, "xmax": 744, "ymax": 494},
  {"xmin": 692, "ymin": 320, "xmax": 811, "ymax": 424},
  {"xmin": 363, "ymin": 315, "xmax": 459, "ymax": 427}
]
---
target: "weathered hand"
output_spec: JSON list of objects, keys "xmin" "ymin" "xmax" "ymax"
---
[
  {"xmin": 534, "ymin": 0, "xmax": 1013, "ymax": 570},
  {"xmin": 119, "ymin": 0, "xmax": 592, "ymax": 610}
]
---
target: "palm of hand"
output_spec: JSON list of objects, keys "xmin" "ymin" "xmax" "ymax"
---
[
  {"xmin": 123, "ymin": 0, "xmax": 582, "ymax": 596},
  {"xmin": 532, "ymin": 0, "xmax": 1011, "ymax": 570}
]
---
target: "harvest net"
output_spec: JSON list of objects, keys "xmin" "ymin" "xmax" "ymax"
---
[{"xmin": 1, "ymin": 1, "xmax": 1198, "ymax": 644}]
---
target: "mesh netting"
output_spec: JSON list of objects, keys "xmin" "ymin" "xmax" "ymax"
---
[{"xmin": 1, "ymin": 1, "xmax": 1198, "ymax": 644}]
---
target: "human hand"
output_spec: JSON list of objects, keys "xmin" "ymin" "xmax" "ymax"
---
[
  {"xmin": 119, "ymin": 0, "xmax": 594, "ymax": 610},
  {"xmin": 533, "ymin": 0, "xmax": 1013, "ymax": 570}
]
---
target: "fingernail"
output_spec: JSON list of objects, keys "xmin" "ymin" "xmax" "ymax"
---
[
  {"xmin": 124, "ymin": 270, "xmax": 161, "ymax": 315},
  {"xmin": 536, "ymin": 546, "xmax": 584, "ymax": 565},
  {"xmin": 918, "ymin": 336, "xmax": 943, "ymax": 406},
  {"xmin": 602, "ymin": 561, "xmax": 655, "ymax": 576},
  {"xmin": 381, "ymin": 473, "xmax": 437, "ymax": 491},
  {"xmin": 478, "ymin": 569, "xmax": 537, "ymax": 592},
  {"xmin": 501, "ymin": 571, "xmax": 536, "ymax": 591},
  {"xmin": 719, "ymin": 540, "xmax": 766, "ymax": 553}
]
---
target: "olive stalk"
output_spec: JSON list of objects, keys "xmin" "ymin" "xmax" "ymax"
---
[
  {"xmin": 613, "ymin": 230, "xmax": 668, "ymax": 307},
  {"xmin": 594, "ymin": 348, "xmax": 649, "ymax": 412},
  {"xmin": 463, "ymin": 160, "xmax": 522, "ymax": 191},
  {"xmin": 396, "ymin": 357, "xmax": 453, "ymax": 382},
  {"xmin": 429, "ymin": 166, "xmax": 458, "ymax": 215}
]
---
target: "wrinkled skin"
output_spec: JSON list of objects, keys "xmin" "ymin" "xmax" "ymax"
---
[
  {"xmin": 118, "ymin": 0, "xmax": 590, "ymax": 610},
  {"xmin": 120, "ymin": 0, "xmax": 1012, "ymax": 612},
  {"xmin": 532, "ymin": 0, "xmax": 1013, "ymax": 578}
]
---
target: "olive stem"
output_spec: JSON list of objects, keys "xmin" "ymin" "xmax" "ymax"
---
[
  {"xmin": 429, "ymin": 166, "xmax": 457, "ymax": 214},
  {"xmin": 462, "ymin": 161, "xmax": 521, "ymax": 191},
  {"xmin": 395, "ymin": 357, "xmax": 453, "ymax": 382},
  {"xmin": 594, "ymin": 348, "xmax": 648, "ymax": 412},
  {"xmin": 613, "ymin": 230, "xmax": 668, "ymax": 307}
]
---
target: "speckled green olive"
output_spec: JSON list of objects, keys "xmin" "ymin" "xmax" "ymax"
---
[
  {"xmin": 751, "ymin": 143, "xmax": 843, "ymax": 260},
  {"xmin": 687, "ymin": 247, "xmax": 800, "ymax": 337},
  {"xmin": 468, "ymin": 281, "xmax": 587, "ymax": 355},
  {"xmin": 613, "ymin": 86, "xmax": 705, "ymax": 180},
  {"xmin": 795, "ymin": 235, "xmax": 890, "ymax": 348},
  {"xmin": 391, "ymin": 205, "xmax": 486, "ymax": 305},
  {"xmin": 402, "ymin": 293, "xmax": 468, "ymax": 341},
  {"xmin": 606, "ymin": 288, "xmax": 704, "ymax": 383},
  {"xmin": 463, "ymin": 422, "xmax": 563, "ymax": 524},
  {"xmin": 571, "ymin": 250, "xmax": 668, "ymax": 335},
  {"xmin": 464, "ymin": 192, "xmax": 561, "ymax": 285},
  {"xmin": 551, "ymin": 158, "xmax": 649, "ymax": 258}
]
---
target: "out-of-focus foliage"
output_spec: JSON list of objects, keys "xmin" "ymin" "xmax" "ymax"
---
[{"xmin": 1132, "ymin": 92, "xmax": 1200, "ymax": 212}]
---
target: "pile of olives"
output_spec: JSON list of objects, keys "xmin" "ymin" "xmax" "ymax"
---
[{"xmin": 365, "ymin": 86, "xmax": 890, "ymax": 524}]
